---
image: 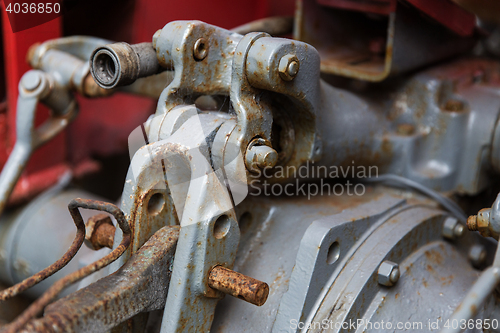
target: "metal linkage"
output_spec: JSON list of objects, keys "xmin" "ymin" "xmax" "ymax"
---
[
  {"xmin": 0, "ymin": 37, "xmax": 175, "ymax": 221},
  {"xmin": 19, "ymin": 226, "xmax": 179, "ymax": 333},
  {"xmin": 0, "ymin": 70, "xmax": 78, "ymax": 218},
  {"xmin": 1, "ymin": 198, "xmax": 131, "ymax": 333}
]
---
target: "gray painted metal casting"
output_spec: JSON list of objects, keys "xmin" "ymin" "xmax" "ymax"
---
[{"xmin": 1, "ymin": 16, "xmax": 500, "ymax": 333}]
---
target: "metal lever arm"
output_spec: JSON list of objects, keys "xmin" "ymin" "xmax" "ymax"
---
[{"xmin": 0, "ymin": 70, "xmax": 78, "ymax": 217}]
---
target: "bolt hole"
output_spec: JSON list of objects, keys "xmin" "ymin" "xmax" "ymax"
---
[
  {"xmin": 193, "ymin": 38, "xmax": 208, "ymax": 61},
  {"xmin": 214, "ymin": 215, "xmax": 231, "ymax": 239},
  {"xmin": 195, "ymin": 95, "xmax": 218, "ymax": 111},
  {"xmin": 147, "ymin": 192, "xmax": 165, "ymax": 216},
  {"xmin": 326, "ymin": 241, "xmax": 340, "ymax": 265},
  {"xmin": 197, "ymin": 41, "xmax": 206, "ymax": 53},
  {"xmin": 104, "ymin": 57, "xmax": 116, "ymax": 78}
]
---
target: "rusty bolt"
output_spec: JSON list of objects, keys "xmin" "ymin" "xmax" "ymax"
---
[
  {"xmin": 208, "ymin": 266, "xmax": 269, "ymax": 306},
  {"xmin": 245, "ymin": 144, "xmax": 278, "ymax": 171},
  {"xmin": 193, "ymin": 38, "xmax": 208, "ymax": 61},
  {"xmin": 467, "ymin": 208, "xmax": 499, "ymax": 239},
  {"xmin": 442, "ymin": 217, "xmax": 464, "ymax": 240},
  {"xmin": 378, "ymin": 261, "xmax": 400, "ymax": 287},
  {"xmin": 84, "ymin": 214, "xmax": 116, "ymax": 250},
  {"xmin": 278, "ymin": 54, "xmax": 300, "ymax": 81},
  {"xmin": 467, "ymin": 215, "xmax": 478, "ymax": 231},
  {"xmin": 469, "ymin": 244, "xmax": 487, "ymax": 267}
]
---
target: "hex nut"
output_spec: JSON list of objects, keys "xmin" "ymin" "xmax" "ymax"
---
[
  {"xmin": 469, "ymin": 244, "xmax": 487, "ymax": 267},
  {"xmin": 378, "ymin": 260, "xmax": 400, "ymax": 287},
  {"xmin": 278, "ymin": 54, "xmax": 300, "ymax": 81},
  {"xmin": 443, "ymin": 217, "xmax": 464, "ymax": 240}
]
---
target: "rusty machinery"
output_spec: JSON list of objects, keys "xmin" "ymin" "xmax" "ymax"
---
[{"xmin": 1, "ymin": 1, "xmax": 500, "ymax": 332}]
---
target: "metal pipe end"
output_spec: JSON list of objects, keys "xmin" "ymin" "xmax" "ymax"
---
[
  {"xmin": 90, "ymin": 43, "xmax": 139, "ymax": 89},
  {"xmin": 208, "ymin": 266, "xmax": 270, "ymax": 306}
]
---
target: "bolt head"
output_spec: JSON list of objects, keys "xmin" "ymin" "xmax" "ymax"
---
[
  {"xmin": 193, "ymin": 38, "xmax": 208, "ymax": 61},
  {"xmin": 378, "ymin": 260, "xmax": 399, "ymax": 287},
  {"xmin": 245, "ymin": 144, "xmax": 278, "ymax": 171},
  {"xmin": 278, "ymin": 54, "xmax": 299, "ymax": 81}
]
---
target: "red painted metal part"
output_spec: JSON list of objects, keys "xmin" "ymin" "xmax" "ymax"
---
[{"xmin": 0, "ymin": 0, "xmax": 273, "ymax": 206}]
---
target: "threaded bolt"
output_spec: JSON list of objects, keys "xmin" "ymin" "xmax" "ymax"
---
[{"xmin": 467, "ymin": 215, "xmax": 478, "ymax": 231}]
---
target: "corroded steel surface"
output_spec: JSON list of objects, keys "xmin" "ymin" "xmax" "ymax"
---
[
  {"xmin": 209, "ymin": 266, "xmax": 269, "ymax": 306},
  {"xmin": 19, "ymin": 226, "xmax": 180, "ymax": 333},
  {"xmin": 2, "ymin": 198, "xmax": 131, "ymax": 333}
]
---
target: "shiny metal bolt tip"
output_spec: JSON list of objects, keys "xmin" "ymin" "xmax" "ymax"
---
[
  {"xmin": 245, "ymin": 145, "xmax": 278, "ymax": 171},
  {"xmin": 278, "ymin": 54, "xmax": 299, "ymax": 81}
]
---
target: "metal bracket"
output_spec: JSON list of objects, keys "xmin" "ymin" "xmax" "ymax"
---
[{"xmin": 273, "ymin": 195, "xmax": 405, "ymax": 332}]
